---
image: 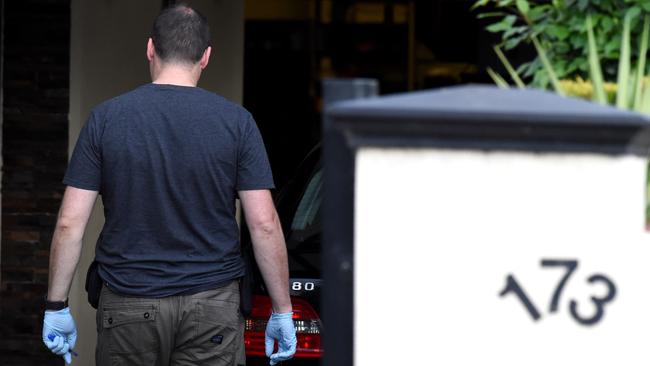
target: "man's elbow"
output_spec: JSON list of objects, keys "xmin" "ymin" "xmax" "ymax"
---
[
  {"xmin": 55, "ymin": 215, "xmax": 84, "ymax": 237},
  {"xmin": 248, "ymin": 213, "xmax": 281, "ymax": 237}
]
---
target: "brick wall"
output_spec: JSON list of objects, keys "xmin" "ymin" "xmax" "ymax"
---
[{"xmin": 0, "ymin": 0, "xmax": 70, "ymax": 365}]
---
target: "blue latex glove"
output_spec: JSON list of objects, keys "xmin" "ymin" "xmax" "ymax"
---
[
  {"xmin": 42, "ymin": 307, "xmax": 77, "ymax": 364},
  {"xmin": 265, "ymin": 312, "xmax": 297, "ymax": 366}
]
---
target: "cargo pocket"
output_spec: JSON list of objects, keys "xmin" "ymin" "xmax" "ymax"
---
[
  {"xmin": 102, "ymin": 304, "xmax": 159, "ymax": 366},
  {"xmin": 194, "ymin": 299, "xmax": 241, "ymax": 364}
]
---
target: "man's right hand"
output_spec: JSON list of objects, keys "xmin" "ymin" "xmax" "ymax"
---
[
  {"xmin": 240, "ymin": 189, "xmax": 296, "ymax": 365},
  {"xmin": 42, "ymin": 307, "xmax": 77, "ymax": 364},
  {"xmin": 265, "ymin": 312, "xmax": 297, "ymax": 365}
]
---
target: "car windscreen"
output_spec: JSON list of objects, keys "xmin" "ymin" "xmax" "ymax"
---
[{"xmin": 283, "ymin": 165, "xmax": 322, "ymax": 279}]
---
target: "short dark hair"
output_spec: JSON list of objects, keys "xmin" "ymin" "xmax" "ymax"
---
[{"xmin": 151, "ymin": 4, "xmax": 210, "ymax": 64}]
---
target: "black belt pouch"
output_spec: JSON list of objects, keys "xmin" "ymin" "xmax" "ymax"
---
[{"xmin": 85, "ymin": 260, "xmax": 102, "ymax": 309}]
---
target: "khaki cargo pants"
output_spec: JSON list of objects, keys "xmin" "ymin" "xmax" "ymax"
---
[{"xmin": 96, "ymin": 280, "xmax": 246, "ymax": 366}]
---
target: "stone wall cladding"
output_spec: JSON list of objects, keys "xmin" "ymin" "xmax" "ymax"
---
[{"xmin": 0, "ymin": 0, "xmax": 70, "ymax": 365}]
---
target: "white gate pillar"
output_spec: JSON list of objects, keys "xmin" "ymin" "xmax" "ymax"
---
[{"xmin": 323, "ymin": 86, "xmax": 650, "ymax": 366}]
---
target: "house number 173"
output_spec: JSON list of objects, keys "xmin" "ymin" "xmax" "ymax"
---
[{"xmin": 499, "ymin": 259, "xmax": 617, "ymax": 326}]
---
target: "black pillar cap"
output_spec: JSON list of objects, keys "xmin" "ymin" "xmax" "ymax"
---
[{"xmin": 326, "ymin": 85, "xmax": 650, "ymax": 156}]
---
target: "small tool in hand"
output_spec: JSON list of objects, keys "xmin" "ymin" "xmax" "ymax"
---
[{"xmin": 47, "ymin": 333, "xmax": 79, "ymax": 357}]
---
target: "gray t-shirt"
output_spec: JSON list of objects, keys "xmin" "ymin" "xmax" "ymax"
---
[{"xmin": 64, "ymin": 83, "xmax": 274, "ymax": 297}]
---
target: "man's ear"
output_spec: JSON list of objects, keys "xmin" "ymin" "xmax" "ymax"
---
[
  {"xmin": 199, "ymin": 46, "xmax": 211, "ymax": 70},
  {"xmin": 146, "ymin": 38, "xmax": 156, "ymax": 62}
]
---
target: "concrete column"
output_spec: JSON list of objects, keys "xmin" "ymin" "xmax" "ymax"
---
[{"xmin": 68, "ymin": 1, "xmax": 244, "ymax": 364}]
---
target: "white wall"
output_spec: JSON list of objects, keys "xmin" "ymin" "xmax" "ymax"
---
[
  {"xmin": 68, "ymin": 1, "xmax": 244, "ymax": 364},
  {"xmin": 355, "ymin": 148, "xmax": 650, "ymax": 366}
]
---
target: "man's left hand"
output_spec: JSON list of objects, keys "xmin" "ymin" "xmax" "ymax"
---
[{"xmin": 42, "ymin": 307, "xmax": 77, "ymax": 364}]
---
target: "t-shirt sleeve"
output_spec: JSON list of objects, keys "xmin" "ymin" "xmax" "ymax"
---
[
  {"xmin": 236, "ymin": 114, "xmax": 275, "ymax": 191},
  {"xmin": 63, "ymin": 111, "xmax": 103, "ymax": 191}
]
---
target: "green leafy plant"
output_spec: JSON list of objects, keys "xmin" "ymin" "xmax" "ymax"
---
[
  {"xmin": 472, "ymin": 0, "xmax": 650, "ymax": 86},
  {"xmin": 489, "ymin": 9, "xmax": 650, "ymax": 113}
]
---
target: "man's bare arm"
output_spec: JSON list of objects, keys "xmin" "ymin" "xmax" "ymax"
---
[
  {"xmin": 47, "ymin": 186, "xmax": 98, "ymax": 302},
  {"xmin": 239, "ymin": 189, "xmax": 292, "ymax": 313}
]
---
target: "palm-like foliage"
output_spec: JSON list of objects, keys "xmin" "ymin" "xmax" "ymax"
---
[{"xmin": 491, "ymin": 10, "xmax": 650, "ymax": 114}]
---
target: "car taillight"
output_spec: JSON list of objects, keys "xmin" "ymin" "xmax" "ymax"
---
[{"xmin": 244, "ymin": 295, "xmax": 323, "ymax": 358}]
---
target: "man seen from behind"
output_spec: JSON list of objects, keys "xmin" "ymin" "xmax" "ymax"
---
[{"xmin": 41, "ymin": 4, "xmax": 297, "ymax": 366}]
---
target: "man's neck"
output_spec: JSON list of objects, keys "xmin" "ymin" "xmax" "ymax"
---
[{"xmin": 152, "ymin": 64, "xmax": 200, "ymax": 87}]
